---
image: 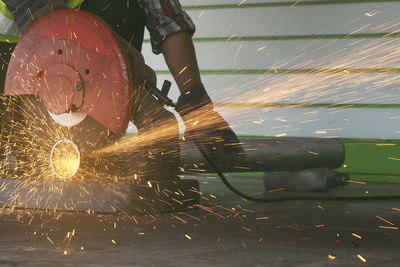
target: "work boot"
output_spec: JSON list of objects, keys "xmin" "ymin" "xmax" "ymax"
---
[{"xmin": 176, "ymin": 84, "xmax": 246, "ymax": 169}]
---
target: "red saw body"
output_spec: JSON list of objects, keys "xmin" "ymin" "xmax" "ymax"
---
[{"xmin": 4, "ymin": 9, "xmax": 133, "ymax": 136}]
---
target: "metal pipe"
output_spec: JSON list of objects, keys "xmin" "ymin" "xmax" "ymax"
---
[{"xmin": 180, "ymin": 138, "xmax": 345, "ymax": 173}]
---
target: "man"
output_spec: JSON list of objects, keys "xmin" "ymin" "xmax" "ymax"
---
[{"xmin": 0, "ymin": 0, "xmax": 244, "ymax": 168}]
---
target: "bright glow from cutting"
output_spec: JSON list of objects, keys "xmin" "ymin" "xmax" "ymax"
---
[{"xmin": 50, "ymin": 139, "xmax": 80, "ymax": 180}]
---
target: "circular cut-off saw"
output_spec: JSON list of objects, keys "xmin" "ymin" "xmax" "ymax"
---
[{"xmin": 3, "ymin": 9, "xmax": 180, "ymax": 183}]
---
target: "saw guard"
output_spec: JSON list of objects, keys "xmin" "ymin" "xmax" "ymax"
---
[{"xmin": 4, "ymin": 9, "xmax": 133, "ymax": 136}]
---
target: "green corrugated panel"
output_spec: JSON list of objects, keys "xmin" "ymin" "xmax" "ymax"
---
[{"xmin": 338, "ymin": 139, "xmax": 400, "ymax": 176}]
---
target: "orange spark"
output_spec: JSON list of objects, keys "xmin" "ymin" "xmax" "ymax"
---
[
  {"xmin": 375, "ymin": 215, "xmax": 395, "ymax": 225},
  {"xmin": 357, "ymin": 254, "xmax": 367, "ymax": 263},
  {"xmin": 352, "ymin": 233, "xmax": 362, "ymax": 239}
]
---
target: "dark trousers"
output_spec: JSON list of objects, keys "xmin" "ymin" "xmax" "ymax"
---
[
  {"xmin": 80, "ymin": 0, "xmax": 146, "ymax": 51},
  {"xmin": 0, "ymin": 42, "xmax": 15, "ymax": 94}
]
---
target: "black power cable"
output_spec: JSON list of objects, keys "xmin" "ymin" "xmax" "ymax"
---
[{"xmin": 198, "ymin": 147, "xmax": 400, "ymax": 202}]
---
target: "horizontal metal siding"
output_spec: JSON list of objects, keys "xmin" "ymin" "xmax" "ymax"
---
[
  {"xmin": 144, "ymin": 2, "xmax": 400, "ymax": 39},
  {"xmin": 136, "ymin": 0, "xmax": 400, "ymax": 140},
  {"xmin": 144, "ymin": 39, "xmax": 400, "ymax": 70},
  {"xmin": 155, "ymin": 73, "xmax": 400, "ymax": 105}
]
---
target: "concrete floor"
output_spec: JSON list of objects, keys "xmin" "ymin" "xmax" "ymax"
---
[{"xmin": 0, "ymin": 175, "xmax": 399, "ymax": 267}]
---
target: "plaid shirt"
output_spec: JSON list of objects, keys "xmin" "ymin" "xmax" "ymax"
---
[{"xmin": 138, "ymin": 0, "xmax": 195, "ymax": 54}]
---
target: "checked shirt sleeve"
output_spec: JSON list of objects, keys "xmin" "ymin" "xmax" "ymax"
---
[{"xmin": 139, "ymin": 0, "xmax": 196, "ymax": 54}]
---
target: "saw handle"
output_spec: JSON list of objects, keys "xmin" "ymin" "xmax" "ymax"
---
[
  {"xmin": 144, "ymin": 80, "xmax": 176, "ymax": 108},
  {"xmin": 161, "ymin": 80, "xmax": 172, "ymax": 97}
]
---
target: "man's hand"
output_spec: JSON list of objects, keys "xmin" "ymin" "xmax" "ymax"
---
[{"xmin": 176, "ymin": 84, "xmax": 246, "ymax": 169}]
